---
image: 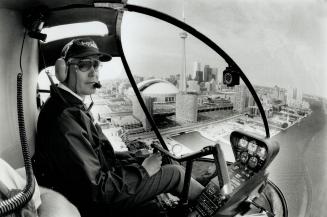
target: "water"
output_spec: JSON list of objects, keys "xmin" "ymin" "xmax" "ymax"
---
[{"xmin": 269, "ymin": 99, "xmax": 327, "ymax": 217}]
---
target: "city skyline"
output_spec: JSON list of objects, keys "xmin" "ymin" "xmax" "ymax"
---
[
  {"xmin": 96, "ymin": 61, "xmax": 316, "ymax": 99},
  {"xmin": 98, "ymin": 0, "xmax": 326, "ymax": 99}
]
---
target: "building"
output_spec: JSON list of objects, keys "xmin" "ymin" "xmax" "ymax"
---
[
  {"xmin": 211, "ymin": 67, "xmax": 219, "ymax": 84},
  {"xmin": 192, "ymin": 61, "xmax": 201, "ymax": 80},
  {"xmin": 118, "ymin": 82, "xmax": 131, "ymax": 95},
  {"xmin": 234, "ymin": 85, "xmax": 250, "ymax": 113},
  {"xmin": 272, "ymin": 85, "xmax": 282, "ymax": 100},
  {"xmin": 203, "ymin": 65, "xmax": 212, "ymax": 82},
  {"xmin": 198, "ymin": 95, "xmax": 233, "ymax": 111},
  {"xmin": 111, "ymin": 115, "xmax": 143, "ymax": 130},
  {"xmin": 128, "ymin": 79, "xmax": 180, "ymax": 130},
  {"xmin": 187, "ymin": 80, "xmax": 200, "ymax": 93},
  {"xmin": 195, "ymin": 70, "xmax": 204, "ymax": 83},
  {"xmin": 249, "ymin": 105, "xmax": 273, "ymax": 118},
  {"xmin": 204, "ymin": 82, "xmax": 212, "ymax": 92},
  {"xmin": 286, "ymin": 86, "xmax": 304, "ymax": 108}
]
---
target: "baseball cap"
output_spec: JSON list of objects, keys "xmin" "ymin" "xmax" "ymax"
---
[{"xmin": 61, "ymin": 37, "xmax": 112, "ymax": 62}]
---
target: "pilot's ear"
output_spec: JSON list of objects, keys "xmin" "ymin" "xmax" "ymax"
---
[{"xmin": 55, "ymin": 58, "xmax": 68, "ymax": 82}]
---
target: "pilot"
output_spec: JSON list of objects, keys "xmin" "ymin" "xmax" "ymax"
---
[{"xmin": 32, "ymin": 38, "xmax": 204, "ymax": 217}]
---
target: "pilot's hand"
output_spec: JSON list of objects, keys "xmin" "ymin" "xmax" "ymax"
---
[{"xmin": 141, "ymin": 152, "xmax": 162, "ymax": 177}]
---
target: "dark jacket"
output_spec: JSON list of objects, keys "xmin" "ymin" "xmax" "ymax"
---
[{"xmin": 32, "ymin": 86, "xmax": 149, "ymax": 216}]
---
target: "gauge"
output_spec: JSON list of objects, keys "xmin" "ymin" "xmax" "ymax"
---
[
  {"xmin": 256, "ymin": 147, "xmax": 267, "ymax": 160},
  {"xmin": 238, "ymin": 137, "xmax": 248, "ymax": 148},
  {"xmin": 248, "ymin": 140, "xmax": 257, "ymax": 154},
  {"xmin": 240, "ymin": 152, "xmax": 249, "ymax": 164},
  {"xmin": 248, "ymin": 156, "xmax": 258, "ymax": 168}
]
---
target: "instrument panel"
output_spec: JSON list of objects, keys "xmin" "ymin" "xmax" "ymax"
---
[
  {"xmin": 193, "ymin": 131, "xmax": 279, "ymax": 217},
  {"xmin": 231, "ymin": 131, "xmax": 279, "ymax": 172},
  {"xmin": 236, "ymin": 136, "xmax": 267, "ymax": 172}
]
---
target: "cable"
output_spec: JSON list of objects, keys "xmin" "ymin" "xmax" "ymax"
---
[
  {"xmin": 18, "ymin": 31, "xmax": 27, "ymax": 74},
  {"xmin": 0, "ymin": 30, "xmax": 35, "ymax": 216},
  {"xmin": 87, "ymin": 95, "xmax": 94, "ymax": 112}
]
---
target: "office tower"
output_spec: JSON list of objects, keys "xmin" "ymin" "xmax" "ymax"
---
[
  {"xmin": 203, "ymin": 65, "xmax": 212, "ymax": 82},
  {"xmin": 287, "ymin": 86, "xmax": 303, "ymax": 106},
  {"xmin": 292, "ymin": 87, "xmax": 297, "ymax": 100},
  {"xmin": 195, "ymin": 70, "xmax": 204, "ymax": 83},
  {"xmin": 296, "ymin": 88, "xmax": 303, "ymax": 102},
  {"xmin": 193, "ymin": 61, "xmax": 201, "ymax": 80},
  {"xmin": 273, "ymin": 85, "xmax": 280, "ymax": 99},
  {"xmin": 286, "ymin": 86, "xmax": 293, "ymax": 105}
]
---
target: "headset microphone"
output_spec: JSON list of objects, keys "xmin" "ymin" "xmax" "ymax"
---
[{"xmin": 93, "ymin": 82, "xmax": 102, "ymax": 89}]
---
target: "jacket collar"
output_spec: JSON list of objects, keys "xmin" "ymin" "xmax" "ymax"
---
[
  {"xmin": 51, "ymin": 84, "xmax": 87, "ymax": 110},
  {"xmin": 58, "ymin": 83, "xmax": 84, "ymax": 102}
]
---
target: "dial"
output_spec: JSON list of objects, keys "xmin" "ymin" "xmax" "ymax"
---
[
  {"xmin": 248, "ymin": 141, "xmax": 257, "ymax": 154},
  {"xmin": 256, "ymin": 147, "xmax": 267, "ymax": 160},
  {"xmin": 248, "ymin": 156, "xmax": 258, "ymax": 168},
  {"xmin": 224, "ymin": 72, "xmax": 233, "ymax": 85},
  {"xmin": 240, "ymin": 152, "xmax": 249, "ymax": 164},
  {"xmin": 239, "ymin": 137, "xmax": 248, "ymax": 148}
]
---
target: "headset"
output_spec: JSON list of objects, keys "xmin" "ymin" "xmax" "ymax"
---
[
  {"xmin": 54, "ymin": 57, "xmax": 102, "ymax": 89},
  {"xmin": 54, "ymin": 57, "xmax": 68, "ymax": 82}
]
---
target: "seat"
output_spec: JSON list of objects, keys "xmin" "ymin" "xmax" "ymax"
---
[{"xmin": 11, "ymin": 165, "xmax": 81, "ymax": 217}]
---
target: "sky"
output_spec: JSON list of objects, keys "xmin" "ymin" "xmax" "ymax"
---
[
  {"xmin": 100, "ymin": 0, "xmax": 326, "ymax": 98},
  {"xmin": 39, "ymin": 0, "xmax": 326, "ymax": 98}
]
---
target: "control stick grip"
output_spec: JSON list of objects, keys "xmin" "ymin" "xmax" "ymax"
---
[{"xmin": 213, "ymin": 143, "xmax": 232, "ymax": 195}]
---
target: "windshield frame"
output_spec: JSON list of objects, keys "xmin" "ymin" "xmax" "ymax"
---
[{"xmin": 117, "ymin": 4, "xmax": 271, "ymax": 151}]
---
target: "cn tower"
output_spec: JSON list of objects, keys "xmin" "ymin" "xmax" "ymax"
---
[{"xmin": 179, "ymin": 0, "xmax": 187, "ymax": 93}]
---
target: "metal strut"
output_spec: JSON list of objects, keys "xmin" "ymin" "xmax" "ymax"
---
[{"xmin": 115, "ymin": 26, "xmax": 170, "ymax": 151}]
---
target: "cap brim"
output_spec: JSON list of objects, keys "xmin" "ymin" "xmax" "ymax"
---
[
  {"xmin": 98, "ymin": 52, "xmax": 112, "ymax": 62},
  {"xmin": 73, "ymin": 51, "xmax": 112, "ymax": 62}
]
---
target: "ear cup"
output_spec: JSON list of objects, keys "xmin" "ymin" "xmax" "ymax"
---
[{"xmin": 55, "ymin": 58, "xmax": 68, "ymax": 82}]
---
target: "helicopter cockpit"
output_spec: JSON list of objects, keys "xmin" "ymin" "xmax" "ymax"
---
[{"xmin": 0, "ymin": 1, "xmax": 289, "ymax": 217}]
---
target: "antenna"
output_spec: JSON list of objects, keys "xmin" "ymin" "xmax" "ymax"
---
[
  {"xmin": 182, "ymin": 0, "xmax": 186, "ymax": 22},
  {"xmin": 179, "ymin": 0, "xmax": 187, "ymax": 93}
]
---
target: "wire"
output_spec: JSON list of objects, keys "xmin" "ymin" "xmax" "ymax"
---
[
  {"xmin": 19, "ymin": 31, "xmax": 27, "ymax": 74},
  {"xmin": 0, "ymin": 28, "xmax": 35, "ymax": 216},
  {"xmin": 87, "ymin": 95, "xmax": 94, "ymax": 112}
]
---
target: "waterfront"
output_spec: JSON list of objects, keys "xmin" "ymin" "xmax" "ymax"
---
[
  {"xmin": 268, "ymin": 99, "xmax": 327, "ymax": 217},
  {"xmin": 168, "ymin": 98, "xmax": 326, "ymax": 217}
]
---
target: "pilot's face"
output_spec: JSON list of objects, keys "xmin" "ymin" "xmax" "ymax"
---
[{"xmin": 66, "ymin": 56, "xmax": 101, "ymax": 98}]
